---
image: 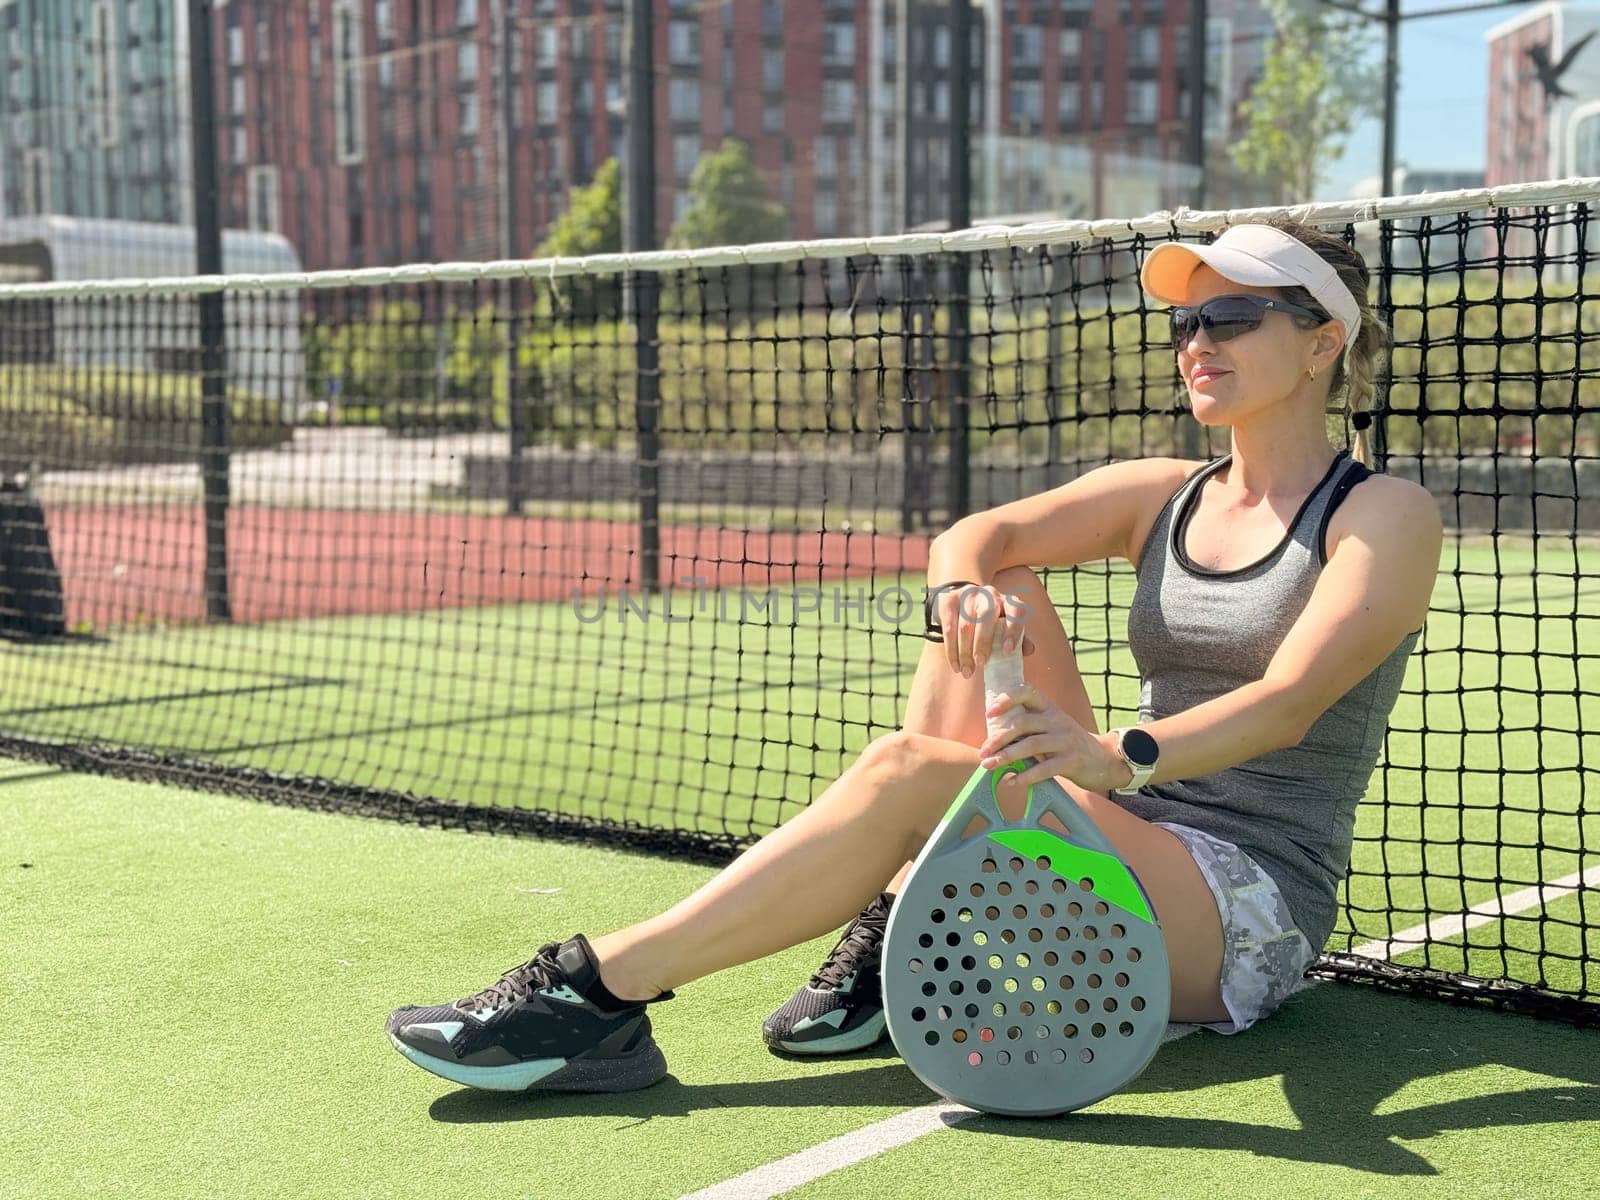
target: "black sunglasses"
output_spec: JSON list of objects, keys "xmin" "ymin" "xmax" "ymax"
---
[{"xmin": 1167, "ymin": 293, "xmax": 1331, "ymax": 350}]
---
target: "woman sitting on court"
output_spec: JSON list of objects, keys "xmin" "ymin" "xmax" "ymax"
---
[{"xmin": 386, "ymin": 218, "xmax": 1442, "ymax": 1094}]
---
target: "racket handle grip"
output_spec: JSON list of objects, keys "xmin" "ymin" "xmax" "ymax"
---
[{"xmin": 983, "ymin": 643, "xmax": 1028, "ymax": 744}]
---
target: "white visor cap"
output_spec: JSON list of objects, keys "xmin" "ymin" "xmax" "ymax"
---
[{"xmin": 1140, "ymin": 224, "xmax": 1361, "ymax": 354}]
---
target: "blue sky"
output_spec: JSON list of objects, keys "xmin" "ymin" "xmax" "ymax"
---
[{"xmin": 1318, "ymin": 7, "xmax": 1516, "ymax": 200}]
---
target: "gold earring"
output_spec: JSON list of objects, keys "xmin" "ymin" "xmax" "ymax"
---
[{"xmin": 1308, "ymin": 364, "xmax": 1318, "ymax": 381}]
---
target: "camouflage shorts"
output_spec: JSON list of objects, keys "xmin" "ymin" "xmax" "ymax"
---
[{"xmin": 1152, "ymin": 822, "xmax": 1318, "ymax": 1036}]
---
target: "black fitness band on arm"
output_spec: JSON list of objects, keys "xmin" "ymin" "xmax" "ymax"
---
[{"xmin": 923, "ymin": 579, "xmax": 981, "ymax": 644}]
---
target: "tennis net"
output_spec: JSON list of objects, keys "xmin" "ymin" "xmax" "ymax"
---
[{"xmin": 0, "ymin": 179, "xmax": 1595, "ymax": 1027}]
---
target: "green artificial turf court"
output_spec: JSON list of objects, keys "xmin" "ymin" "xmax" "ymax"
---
[
  {"xmin": 4, "ymin": 760, "xmax": 1597, "ymax": 1200},
  {"xmin": 3, "ymin": 534, "xmax": 1592, "ymax": 956},
  {"xmin": 2, "ymin": 532, "xmax": 1597, "ymax": 1196}
]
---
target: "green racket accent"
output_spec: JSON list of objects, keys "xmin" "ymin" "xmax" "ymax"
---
[
  {"xmin": 937, "ymin": 764, "xmax": 1156, "ymax": 924},
  {"xmin": 986, "ymin": 829, "xmax": 1155, "ymax": 925}
]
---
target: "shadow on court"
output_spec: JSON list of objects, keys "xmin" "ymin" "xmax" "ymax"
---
[
  {"xmin": 0, "ymin": 763, "xmax": 64, "ymax": 786},
  {"xmin": 967, "ymin": 982, "xmax": 1600, "ymax": 1175},
  {"xmin": 420, "ymin": 984, "xmax": 1597, "ymax": 1177},
  {"xmin": 425, "ymin": 1057, "xmax": 936, "ymax": 1127}
]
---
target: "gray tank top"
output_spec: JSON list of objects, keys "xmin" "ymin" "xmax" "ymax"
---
[{"xmin": 1119, "ymin": 451, "xmax": 1419, "ymax": 950}]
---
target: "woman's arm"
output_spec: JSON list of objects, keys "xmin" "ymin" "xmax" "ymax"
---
[
  {"xmin": 928, "ymin": 457, "xmax": 1201, "ymax": 676},
  {"xmin": 927, "ymin": 456, "xmax": 1200, "ymax": 585},
  {"xmin": 984, "ymin": 475, "xmax": 1444, "ymax": 792}
]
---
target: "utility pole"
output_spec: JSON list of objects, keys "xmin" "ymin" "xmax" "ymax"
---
[
  {"xmin": 498, "ymin": 0, "xmax": 526, "ymax": 515},
  {"xmin": 1181, "ymin": 0, "xmax": 1207, "ymax": 459},
  {"xmin": 896, "ymin": 0, "xmax": 912, "ymax": 230},
  {"xmin": 948, "ymin": 0, "xmax": 971, "ymax": 519},
  {"xmin": 1381, "ymin": 0, "xmax": 1400, "ymax": 197},
  {"xmin": 626, "ymin": 0, "xmax": 661, "ymax": 595},
  {"xmin": 188, "ymin": 0, "xmax": 230, "ymax": 621},
  {"xmin": 1186, "ymin": 0, "xmax": 1207, "ymax": 210}
]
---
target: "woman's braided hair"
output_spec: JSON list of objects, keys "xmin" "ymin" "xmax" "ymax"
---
[{"xmin": 1258, "ymin": 217, "xmax": 1388, "ymax": 466}]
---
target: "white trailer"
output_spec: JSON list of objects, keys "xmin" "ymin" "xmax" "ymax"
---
[{"xmin": 0, "ymin": 215, "xmax": 307, "ymax": 421}]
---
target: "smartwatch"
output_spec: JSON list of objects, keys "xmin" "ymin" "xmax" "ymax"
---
[{"xmin": 1108, "ymin": 727, "xmax": 1159, "ymax": 794}]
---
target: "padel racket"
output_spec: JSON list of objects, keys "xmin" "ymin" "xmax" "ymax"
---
[{"xmin": 882, "ymin": 647, "xmax": 1172, "ymax": 1116}]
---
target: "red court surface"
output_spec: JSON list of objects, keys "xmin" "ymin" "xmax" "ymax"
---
[{"xmin": 44, "ymin": 505, "xmax": 932, "ymax": 629}]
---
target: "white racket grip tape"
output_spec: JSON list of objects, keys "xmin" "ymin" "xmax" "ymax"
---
[{"xmin": 983, "ymin": 644, "xmax": 1029, "ymax": 744}]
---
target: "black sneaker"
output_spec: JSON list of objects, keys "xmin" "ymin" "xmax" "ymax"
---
[
  {"xmin": 763, "ymin": 892, "xmax": 892, "ymax": 1056},
  {"xmin": 386, "ymin": 934, "xmax": 672, "ymax": 1093}
]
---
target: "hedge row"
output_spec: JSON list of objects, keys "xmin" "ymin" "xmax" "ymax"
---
[
  {"xmin": 0, "ymin": 364, "xmax": 290, "ymax": 468},
  {"xmin": 298, "ymin": 274, "xmax": 1599, "ymax": 459}
]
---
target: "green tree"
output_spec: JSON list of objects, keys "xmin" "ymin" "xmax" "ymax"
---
[
  {"xmin": 666, "ymin": 139, "xmax": 788, "ymax": 249},
  {"xmin": 1230, "ymin": 0, "xmax": 1382, "ymax": 203},
  {"xmin": 665, "ymin": 139, "xmax": 791, "ymax": 320},
  {"xmin": 536, "ymin": 157, "xmax": 623, "ymax": 321}
]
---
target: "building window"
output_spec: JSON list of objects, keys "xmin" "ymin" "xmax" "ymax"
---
[
  {"xmin": 1127, "ymin": 79, "xmax": 1158, "ymax": 124},
  {"xmin": 814, "ymin": 137, "xmax": 836, "ymax": 180},
  {"xmin": 458, "ymin": 41, "xmax": 478, "ymax": 85},
  {"xmin": 1135, "ymin": 26, "xmax": 1161, "ymax": 68},
  {"xmin": 674, "ymin": 134, "xmax": 700, "ymax": 180},
  {"xmin": 669, "ymin": 77, "xmax": 699, "ymax": 122},
  {"xmin": 823, "ymin": 22, "xmax": 854, "ymax": 66},
  {"xmin": 247, "ymin": 165, "xmax": 280, "ymax": 232},
  {"xmin": 814, "ymin": 189, "xmax": 838, "ymax": 236},
  {"xmin": 1060, "ymin": 28, "xmax": 1082, "ymax": 64},
  {"xmin": 669, "ymin": 20, "xmax": 698, "ymax": 66},
  {"xmin": 538, "ymin": 80, "xmax": 558, "ymax": 121},
  {"xmin": 227, "ymin": 24, "xmax": 243, "ymax": 66},
  {"xmin": 457, "ymin": 0, "xmax": 478, "ymax": 27},
  {"xmin": 537, "ymin": 26, "xmax": 557, "ymax": 68},
  {"xmin": 1058, "ymin": 81, "xmax": 1080, "ymax": 127},
  {"xmin": 762, "ymin": 0, "xmax": 782, "ymax": 38},
  {"xmin": 934, "ymin": 27, "xmax": 950, "ymax": 69},
  {"xmin": 461, "ymin": 91, "xmax": 479, "ymax": 136},
  {"xmin": 764, "ymin": 99, "xmax": 783, "ymax": 134},
  {"xmin": 1012, "ymin": 25, "xmax": 1042, "ymax": 69},
  {"xmin": 1203, "ymin": 18, "xmax": 1232, "ymax": 141},
  {"xmin": 333, "ymin": 1, "xmax": 365, "ymax": 164},
  {"xmin": 91, "ymin": 1, "xmax": 119, "ymax": 148},
  {"xmin": 762, "ymin": 47, "xmax": 784, "ymax": 92},
  {"xmin": 23, "ymin": 147, "xmax": 48, "ymax": 215},
  {"xmin": 1574, "ymin": 111, "xmax": 1600, "ymax": 175},
  {"xmin": 232, "ymin": 125, "xmax": 248, "ymax": 164},
  {"xmin": 822, "ymin": 79, "xmax": 854, "ymax": 124},
  {"xmin": 1009, "ymin": 80, "xmax": 1042, "ymax": 124},
  {"xmin": 231, "ymin": 76, "xmax": 246, "ymax": 115},
  {"xmin": 257, "ymin": 18, "xmax": 270, "ymax": 62}
]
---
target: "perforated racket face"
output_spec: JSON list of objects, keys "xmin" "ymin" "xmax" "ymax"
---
[{"xmin": 884, "ymin": 830, "xmax": 1172, "ymax": 1117}]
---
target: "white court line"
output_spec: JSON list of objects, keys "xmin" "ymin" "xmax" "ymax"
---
[
  {"xmin": 681, "ymin": 866, "xmax": 1597, "ymax": 1200},
  {"xmin": 1344, "ymin": 864, "xmax": 1600, "ymax": 961}
]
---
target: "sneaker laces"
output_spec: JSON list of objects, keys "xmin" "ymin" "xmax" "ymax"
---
[
  {"xmin": 455, "ymin": 941, "xmax": 564, "ymax": 1014},
  {"xmin": 810, "ymin": 894, "xmax": 891, "ymax": 990}
]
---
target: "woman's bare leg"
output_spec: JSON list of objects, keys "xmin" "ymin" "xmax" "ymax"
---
[
  {"xmin": 588, "ymin": 731, "xmax": 981, "ymax": 999},
  {"xmin": 593, "ymin": 566, "xmax": 1232, "ymax": 1024},
  {"xmin": 886, "ymin": 565, "xmax": 1101, "ymax": 890}
]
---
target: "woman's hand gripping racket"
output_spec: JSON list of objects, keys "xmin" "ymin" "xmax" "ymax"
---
[{"xmin": 882, "ymin": 645, "xmax": 1172, "ymax": 1116}]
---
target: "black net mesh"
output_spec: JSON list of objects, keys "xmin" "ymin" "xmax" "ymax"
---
[{"xmin": 0, "ymin": 187, "xmax": 1596, "ymax": 1026}]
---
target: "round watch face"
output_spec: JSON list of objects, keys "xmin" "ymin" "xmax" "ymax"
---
[{"xmin": 1121, "ymin": 728, "xmax": 1159, "ymax": 767}]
